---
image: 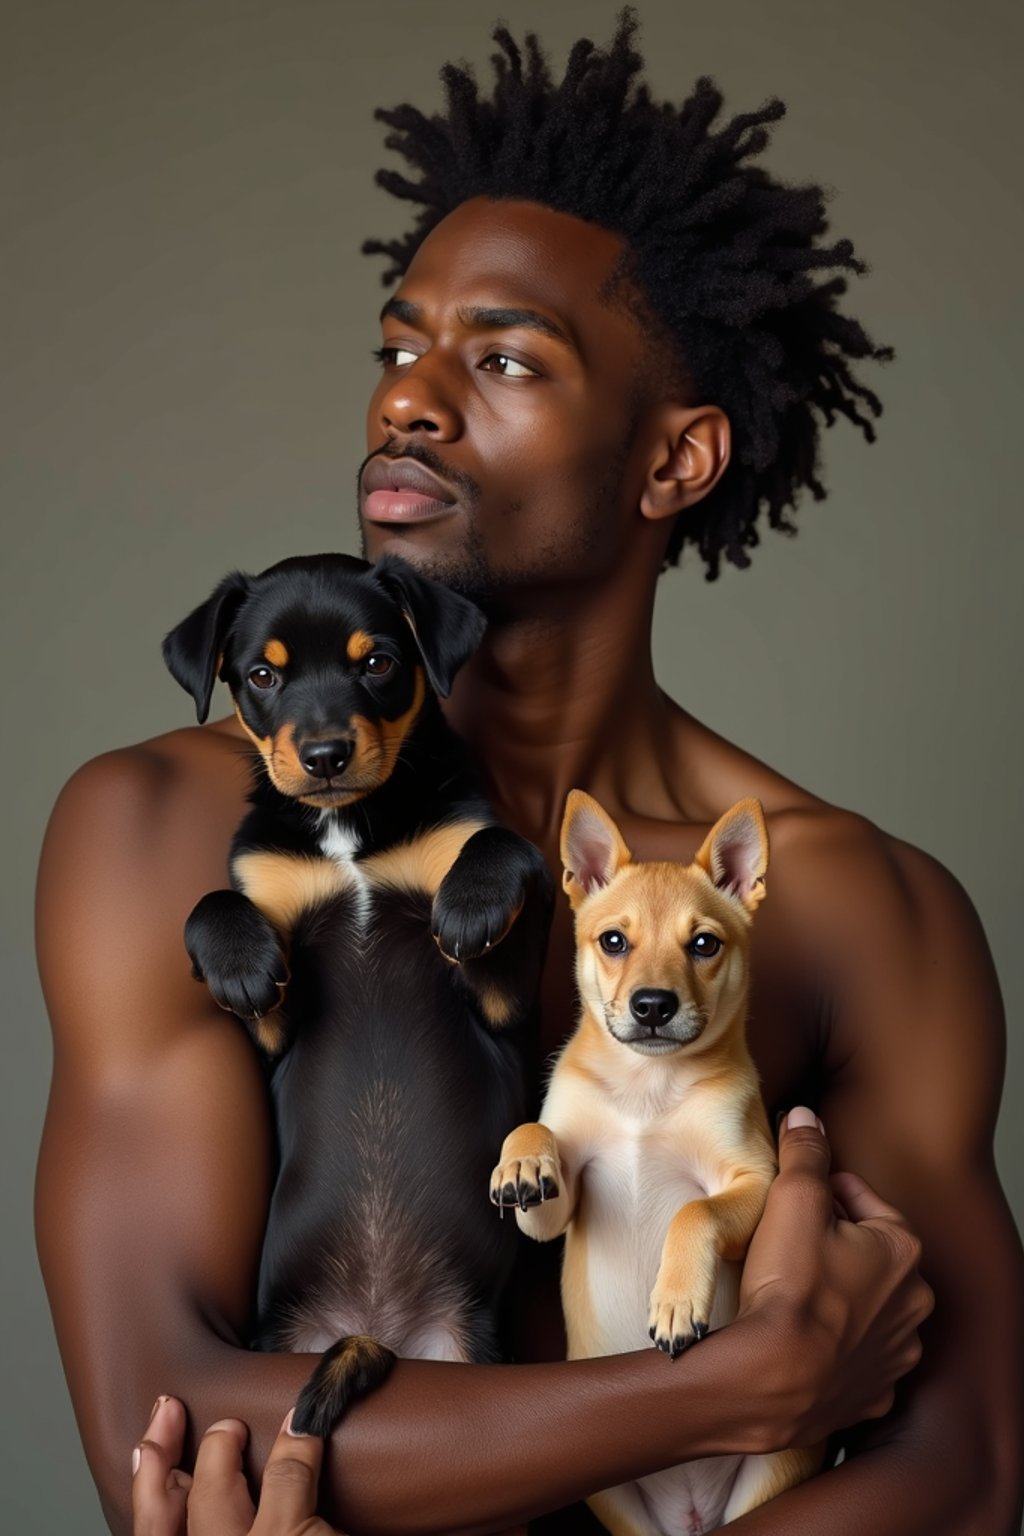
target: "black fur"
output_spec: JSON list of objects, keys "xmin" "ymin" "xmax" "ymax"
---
[{"xmin": 164, "ymin": 553, "xmax": 553, "ymax": 1432}]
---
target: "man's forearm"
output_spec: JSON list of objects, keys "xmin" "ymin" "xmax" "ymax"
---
[
  {"xmin": 110, "ymin": 1317, "xmax": 788, "ymax": 1536},
  {"xmin": 228, "ymin": 1326, "xmax": 774, "ymax": 1536},
  {"xmin": 723, "ymin": 1400, "xmax": 1020, "ymax": 1536}
]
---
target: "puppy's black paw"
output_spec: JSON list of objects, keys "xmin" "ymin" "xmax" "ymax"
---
[
  {"xmin": 293, "ymin": 1335, "xmax": 397, "ymax": 1437},
  {"xmin": 489, "ymin": 1154, "xmax": 561, "ymax": 1214},
  {"xmin": 185, "ymin": 890, "xmax": 289, "ymax": 1033},
  {"xmin": 432, "ymin": 827, "xmax": 542, "ymax": 962}
]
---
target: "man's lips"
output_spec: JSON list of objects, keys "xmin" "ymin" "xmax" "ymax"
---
[{"xmin": 361, "ymin": 456, "xmax": 458, "ymax": 524}]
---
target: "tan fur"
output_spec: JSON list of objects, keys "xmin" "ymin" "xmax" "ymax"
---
[
  {"xmin": 349, "ymin": 664, "xmax": 427, "ymax": 783},
  {"xmin": 362, "ymin": 818, "xmax": 489, "ymax": 898},
  {"xmin": 346, "ymin": 630, "xmax": 375, "ymax": 662},
  {"xmin": 251, "ymin": 1013, "xmax": 288, "ymax": 1057},
  {"xmin": 263, "ymin": 638, "xmax": 289, "ymax": 667},
  {"xmin": 586, "ymin": 1489, "xmax": 652, "ymax": 1536},
  {"xmin": 473, "ymin": 981, "xmax": 516, "ymax": 1029},
  {"xmin": 232, "ymin": 703, "xmax": 272, "ymax": 757},
  {"xmin": 233, "ymin": 850, "xmax": 361, "ymax": 932},
  {"xmin": 493, "ymin": 796, "xmax": 818, "ymax": 1532},
  {"xmin": 232, "ymin": 667, "xmax": 428, "ymax": 808}
]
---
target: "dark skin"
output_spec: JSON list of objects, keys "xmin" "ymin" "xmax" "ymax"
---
[{"xmin": 36, "ymin": 198, "xmax": 1021, "ymax": 1535}]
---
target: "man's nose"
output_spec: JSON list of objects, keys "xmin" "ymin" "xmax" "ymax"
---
[{"xmin": 377, "ymin": 360, "xmax": 462, "ymax": 441}]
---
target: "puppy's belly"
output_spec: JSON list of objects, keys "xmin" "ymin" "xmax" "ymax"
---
[
  {"xmin": 564, "ymin": 1154, "xmax": 741, "ymax": 1359},
  {"xmin": 286, "ymin": 1297, "xmax": 476, "ymax": 1363},
  {"xmin": 565, "ymin": 1151, "xmax": 746, "ymax": 1531}
]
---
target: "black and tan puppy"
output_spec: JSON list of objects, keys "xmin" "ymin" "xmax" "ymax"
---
[{"xmin": 163, "ymin": 552, "xmax": 552, "ymax": 1435}]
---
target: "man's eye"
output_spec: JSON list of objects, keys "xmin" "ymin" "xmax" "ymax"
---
[
  {"xmin": 364, "ymin": 653, "xmax": 395, "ymax": 677},
  {"xmin": 480, "ymin": 353, "xmax": 538, "ymax": 378},
  {"xmin": 599, "ymin": 930, "xmax": 630, "ymax": 956},
  {"xmin": 687, "ymin": 932, "xmax": 722, "ymax": 959},
  {"xmin": 248, "ymin": 667, "xmax": 278, "ymax": 691},
  {"xmin": 373, "ymin": 346, "xmax": 418, "ymax": 368}
]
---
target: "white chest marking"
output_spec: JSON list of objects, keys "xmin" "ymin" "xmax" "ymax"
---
[{"xmin": 317, "ymin": 817, "xmax": 371, "ymax": 925}]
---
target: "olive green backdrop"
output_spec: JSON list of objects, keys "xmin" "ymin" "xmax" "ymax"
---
[{"xmin": 3, "ymin": 1, "xmax": 1021, "ymax": 1530}]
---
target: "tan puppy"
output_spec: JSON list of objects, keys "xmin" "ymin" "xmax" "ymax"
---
[{"xmin": 491, "ymin": 792, "xmax": 820, "ymax": 1534}]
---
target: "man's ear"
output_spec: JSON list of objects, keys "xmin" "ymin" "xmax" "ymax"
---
[
  {"xmin": 162, "ymin": 571, "xmax": 251, "ymax": 723},
  {"xmin": 560, "ymin": 790, "xmax": 633, "ymax": 911},
  {"xmin": 639, "ymin": 406, "xmax": 731, "ymax": 521},
  {"xmin": 371, "ymin": 555, "xmax": 486, "ymax": 698}
]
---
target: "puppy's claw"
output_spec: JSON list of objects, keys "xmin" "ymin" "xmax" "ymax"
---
[{"xmin": 692, "ymin": 1322, "xmax": 709, "ymax": 1341}]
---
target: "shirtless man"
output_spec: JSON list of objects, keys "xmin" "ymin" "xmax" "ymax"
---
[{"xmin": 36, "ymin": 17, "xmax": 1021, "ymax": 1536}]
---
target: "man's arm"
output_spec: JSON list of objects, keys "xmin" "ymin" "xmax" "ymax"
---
[
  {"xmin": 36, "ymin": 750, "xmax": 930, "ymax": 1536},
  {"xmin": 726, "ymin": 817, "xmax": 1024, "ymax": 1534}
]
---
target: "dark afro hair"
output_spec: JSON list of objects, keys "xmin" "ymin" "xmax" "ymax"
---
[{"xmin": 363, "ymin": 8, "xmax": 892, "ymax": 580}]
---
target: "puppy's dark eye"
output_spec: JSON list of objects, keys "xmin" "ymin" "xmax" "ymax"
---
[
  {"xmin": 599, "ymin": 930, "xmax": 630, "ymax": 956},
  {"xmin": 364, "ymin": 653, "xmax": 395, "ymax": 676},
  {"xmin": 688, "ymin": 932, "xmax": 722, "ymax": 959},
  {"xmin": 248, "ymin": 667, "xmax": 278, "ymax": 691}
]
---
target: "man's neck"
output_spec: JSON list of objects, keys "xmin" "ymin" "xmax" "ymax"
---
[{"xmin": 444, "ymin": 574, "xmax": 689, "ymax": 848}]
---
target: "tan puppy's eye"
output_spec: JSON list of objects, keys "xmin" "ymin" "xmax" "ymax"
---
[
  {"xmin": 688, "ymin": 932, "xmax": 722, "ymax": 958},
  {"xmin": 599, "ymin": 930, "xmax": 630, "ymax": 956},
  {"xmin": 248, "ymin": 667, "xmax": 278, "ymax": 690},
  {"xmin": 364, "ymin": 653, "xmax": 395, "ymax": 676}
]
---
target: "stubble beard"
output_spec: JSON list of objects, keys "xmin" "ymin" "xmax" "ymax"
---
[{"xmin": 358, "ymin": 431, "xmax": 637, "ymax": 611}]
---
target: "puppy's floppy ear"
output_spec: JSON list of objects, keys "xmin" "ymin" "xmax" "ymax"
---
[
  {"xmin": 162, "ymin": 571, "xmax": 251, "ymax": 723},
  {"xmin": 560, "ymin": 790, "xmax": 632, "ymax": 911},
  {"xmin": 693, "ymin": 798, "xmax": 768, "ymax": 914},
  {"xmin": 371, "ymin": 554, "xmax": 486, "ymax": 698}
]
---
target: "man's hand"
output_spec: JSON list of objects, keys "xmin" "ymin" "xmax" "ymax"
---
[
  {"xmin": 132, "ymin": 1396, "xmax": 343, "ymax": 1536},
  {"xmin": 737, "ymin": 1107, "xmax": 934, "ymax": 1449}
]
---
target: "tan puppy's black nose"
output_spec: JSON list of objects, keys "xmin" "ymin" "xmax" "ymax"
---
[
  {"xmin": 300, "ymin": 740, "xmax": 353, "ymax": 778},
  {"xmin": 629, "ymin": 989, "xmax": 678, "ymax": 1025}
]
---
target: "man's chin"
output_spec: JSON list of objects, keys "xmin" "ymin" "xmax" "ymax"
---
[{"xmin": 360, "ymin": 521, "xmax": 492, "ymax": 601}]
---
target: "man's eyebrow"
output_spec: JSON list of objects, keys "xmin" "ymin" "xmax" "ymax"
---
[
  {"xmin": 379, "ymin": 297, "xmax": 423, "ymax": 326},
  {"xmin": 378, "ymin": 297, "xmax": 574, "ymax": 349},
  {"xmin": 457, "ymin": 306, "xmax": 575, "ymax": 348}
]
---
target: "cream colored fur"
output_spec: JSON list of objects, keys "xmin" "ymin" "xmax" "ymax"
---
[{"xmin": 491, "ymin": 793, "xmax": 821, "ymax": 1534}]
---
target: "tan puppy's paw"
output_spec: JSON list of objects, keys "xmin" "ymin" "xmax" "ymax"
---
[
  {"xmin": 490, "ymin": 1152, "xmax": 561, "ymax": 1212},
  {"xmin": 648, "ymin": 1250, "xmax": 718, "ymax": 1358}
]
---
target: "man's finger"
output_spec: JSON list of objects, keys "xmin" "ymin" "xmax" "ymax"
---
[
  {"xmin": 777, "ymin": 1107, "xmax": 831, "ymax": 1173},
  {"xmin": 187, "ymin": 1418, "xmax": 255, "ymax": 1536},
  {"xmin": 131, "ymin": 1397, "xmax": 189, "ymax": 1536},
  {"xmin": 830, "ymin": 1170, "xmax": 906, "ymax": 1226},
  {"xmin": 252, "ymin": 1409, "xmax": 325, "ymax": 1533}
]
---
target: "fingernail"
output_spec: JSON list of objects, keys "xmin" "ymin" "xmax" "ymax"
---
[
  {"xmin": 284, "ymin": 1408, "xmax": 312, "ymax": 1438},
  {"xmin": 206, "ymin": 1418, "xmax": 242, "ymax": 1435},
  {"xmin": 131, "ymin": 1446, "xmax": 141, "ymax": 1477},
  {"xmin": 149, "ymin": 1395, "xmax": 168, "ymax": 1423},
  {"xmin": 815, "ymin": 1115, "xmax": 826, "ymax": 1135},
  {"xmin": 787, "ymin": 1106, "xmax": 818, "ymax": 1130}
]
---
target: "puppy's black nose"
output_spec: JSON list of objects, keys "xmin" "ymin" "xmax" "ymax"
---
[
  {"xmin": 300, "ymin": 739, "xmax": 353, "ymax": 778},
  {"xmin": 630, "ymin": 989, "xmax": 679, "ymax": 1025}
]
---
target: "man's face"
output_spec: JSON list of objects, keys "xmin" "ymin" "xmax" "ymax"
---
[{"xmin": 360, "ymin": 198, "xmax": 659, "ymax": 605}]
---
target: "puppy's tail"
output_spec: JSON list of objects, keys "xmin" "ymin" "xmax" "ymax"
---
[{"xmin": 292, "ymin": 1334, "xmax": 397, "ymax": 1437}]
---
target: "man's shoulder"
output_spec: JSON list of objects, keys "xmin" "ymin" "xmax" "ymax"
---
[
  {"xmin": 57, "ymin": 717, "xmax": 247, "ymax": 806},
  {"xmin": 672, "ymin": 708, "xmax": 964, "ymax": 935},
  {"xmin": 766, "ymin": 800, "xmax": 969, "ymax": 947},
  {"xmin": 43, "ymin": 718, "xmax": 250, "ymax": 884}
]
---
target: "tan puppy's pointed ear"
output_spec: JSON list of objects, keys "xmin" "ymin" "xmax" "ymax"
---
[
  {"xmin": 560, "ymin": 791, "xmax": 633, "ymax": 910},
  {"xmin": 694, "ymin": 798, "xmax": 769, "ymax": 914}
]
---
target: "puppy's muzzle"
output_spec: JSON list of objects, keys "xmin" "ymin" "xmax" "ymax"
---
[
  {"xmin": 299, "ymin": 738, "xmax": 354, "ymax": 780},
  {"xmin": 610, "ymin": 990, "xmax": 706, "ymax": 1051}
]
